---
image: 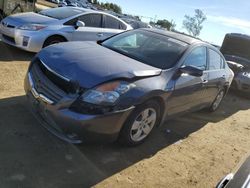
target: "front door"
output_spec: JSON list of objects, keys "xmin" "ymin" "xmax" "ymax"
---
[{"xmin": 167, "ymin": 46, "xmax": 208, "ymax": 115}]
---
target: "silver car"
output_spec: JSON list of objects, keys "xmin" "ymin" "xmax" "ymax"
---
[{"xmin": 0, "ymin": 7, "xmax": 132, "ymax": 52}]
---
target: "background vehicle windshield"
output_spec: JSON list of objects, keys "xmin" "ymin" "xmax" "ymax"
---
[
  {"xmin": 39, "ymin": 7, "xmax": 84, "ymax": 20},
  {"xmin": 102, "ymin": 30, "xmax": 188, "ymax": 69}
]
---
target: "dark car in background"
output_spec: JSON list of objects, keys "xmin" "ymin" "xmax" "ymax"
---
[
  {"xmin": 24, "ymin": 29, "xmax": 234, "ymax": 145},
  {"xmin": 221, "ymin": 33, "xmax": 250, "ymax": 94},
  {"xmin": 216, "ymin": 155, "xmax": 250, "ymax": 188}
]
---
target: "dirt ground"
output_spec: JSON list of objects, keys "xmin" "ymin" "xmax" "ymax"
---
[{"xmin": 0, "ymin": 42, "xmax": 250, "ymax": 188}]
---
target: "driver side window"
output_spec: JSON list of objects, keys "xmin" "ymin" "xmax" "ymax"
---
[{"xmin": 184, "ymin": 47, "xmax": 207, "ymax": 70}]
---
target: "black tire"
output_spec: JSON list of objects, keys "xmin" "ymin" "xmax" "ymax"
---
[
  {"xmin": 118, "ymin": 100, "xmax": 161, "ymax": 146},
  {"xmin": 209, "ymin": 89, "xmax": 225, "ymax": 112},
  {"xmin": 43, "ymin": 36, "xmax": 66, "ymax": 48}
]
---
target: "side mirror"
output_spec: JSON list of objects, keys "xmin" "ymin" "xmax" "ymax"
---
[
  {"xmin": 75, "ymin": 20, "xmax": 85, "ymax": 29},
  {"xmin": 97, "ymin": 40, "xmax": 103, "ymax": 44},
  {"xmin": 179, "ymin": 65, "xmax": 203, "ymax": 77}
]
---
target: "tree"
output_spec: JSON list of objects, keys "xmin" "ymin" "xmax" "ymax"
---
[
  {"xmin": 156, "ymin": 19, "xmax": 176, "ymax": 31},
  {"xmin": 95, "ymin": 2, "xmax": 122, "ymax": 14},
  {"xmin": 183, "ymin": 9, "xmax": 206, "ymax": 37},
  {"xmin": 102, "ymin": 2, "xmax": 122, "ymax": 14}
]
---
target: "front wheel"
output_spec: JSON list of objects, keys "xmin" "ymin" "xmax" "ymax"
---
[
  {"xmin": 43, "ymin": 36, "xmax": 66, "ymax": 48},
  {"xmin": 209, "ymin": 89, "xmax": 225, "ymax": 112},
  {"xmin": 118, "ymin": 100, "xmax": 161, "ymax": 146}
]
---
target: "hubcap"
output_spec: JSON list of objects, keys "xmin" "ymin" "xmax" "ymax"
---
[
  {"xmin": 213, "ymin": 91, "xmax": 224, "ymax": 110},
  {"xmin": 130, "ymin": 108, "xmax": 157, "ymax": 142}
]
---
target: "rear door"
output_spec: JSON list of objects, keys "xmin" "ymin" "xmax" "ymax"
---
[
  {"xmin": 102, "ymin": 15, "xmax": 127, "ymax": 39},
  {"xmin": 167, "ymin": 46, "xmax": 208, "ymax": 115},
  {"xmin": 72, "ymin": 13, "xmax": 104, "ymax": 41},
  {"xmin": 204, "ymin": 48, "xmax": 227, "ymax": 103}
]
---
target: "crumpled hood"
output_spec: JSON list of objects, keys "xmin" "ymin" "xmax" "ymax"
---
[
  {"xmin": 4, "ymin": 12, "xmax": 56, "ymax": 26},
  {"xmin": 38, "ymin": 41, "xmax": 162, "ymax": 88}
]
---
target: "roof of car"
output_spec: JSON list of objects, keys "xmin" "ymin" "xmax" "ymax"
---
[
  {"xmin": 141, "ymin": 28, "xmax": 202, "ymax": 45},
  {"xmin": 64, "ymin": 7, "xmax": 129, "ymax": 24},
  {"xmin": 66, "ymin": 7, "xmax": 120, "ymax": 16},
  {"xmin": 66, "ymin": 7, "xmax": 97, "ymax": 13}
]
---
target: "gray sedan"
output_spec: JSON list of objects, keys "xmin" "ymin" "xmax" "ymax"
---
[{"xmin": 0, "ymin": 7, "xmax": 132, "ymax": 52}]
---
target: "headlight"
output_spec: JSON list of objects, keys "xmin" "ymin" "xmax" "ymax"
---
[
  {"xmin": 81, "ymin": 81, "xmax": 135, "ymax": 106},
  {"xmin": 18, "ymin": 24, "xmax": 47, "ymax": 31}
]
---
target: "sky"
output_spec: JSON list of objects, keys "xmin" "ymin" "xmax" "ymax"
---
[{"xmin": 99, "ymin": 0, "xmax": 250, "ymax": 45}]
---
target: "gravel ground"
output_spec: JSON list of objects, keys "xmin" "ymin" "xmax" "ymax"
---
[{"xmin": 0, "ymin": 42, "xmax": 249, "ymax": 188}]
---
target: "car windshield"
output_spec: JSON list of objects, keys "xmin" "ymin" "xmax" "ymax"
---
[
  {"xmin": 102, "ymin": 30, "xmax": 188, "ymax": 69},
  {"xmin": 39, "ymin": 7, "xmax": 84, "ymax": 20}
]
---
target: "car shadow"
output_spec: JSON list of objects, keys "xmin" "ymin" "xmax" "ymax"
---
[
  {"xmin": 76, "ymin": 91, "xmax": 250, "ymax": 186},
  {"xmin": 0, "ymin": 92, "xmax": 249, "ymax": 187},
  {"xmin": 0, "ymin": 42, "xmax": 34, "ymax": 62}
]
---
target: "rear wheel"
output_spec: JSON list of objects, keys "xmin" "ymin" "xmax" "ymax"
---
[
  {"xmin": 118, "ymin": 100, "xmax": 161, "ymax": 146},
  {"xmin": 209, "ymin": 89, "xmax": 225, "ymax": 112},
  {"xmin": 43, "ymin": 36, "xmax": 66, "ymax": 48}
]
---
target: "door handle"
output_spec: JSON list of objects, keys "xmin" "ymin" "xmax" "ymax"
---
[
  {"xmin": 203, "ymin": 79, "xmax": 208, "ymax": 84},
  {"xmin": 97, "ymin": 33, "xmax": 104, "ymax": 37}
]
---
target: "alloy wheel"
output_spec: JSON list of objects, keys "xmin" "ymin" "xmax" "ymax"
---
[{"xmin": 130, "ymin": 108, "xmax": 157, "ymax": 142}]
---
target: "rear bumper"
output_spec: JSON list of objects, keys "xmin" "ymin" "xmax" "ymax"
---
[{"xmin": 24, "ymin": 74, "xmax": 134, "ymax": 143}]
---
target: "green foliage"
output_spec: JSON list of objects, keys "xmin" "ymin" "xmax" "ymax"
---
[
  {"xmin": 183, "ymin": 9, "xmax": 207, "ymax": 37},
  {"xmin": 156, "ymin": 19, "xmax": 176, "ymax": 31},
  {"xmin": 101, "ymin": 2, "xmax": 122, "ymax": 14},
  {"xmin": 93, "ymin": 0, "xmax": 122, "ymax": 14}
]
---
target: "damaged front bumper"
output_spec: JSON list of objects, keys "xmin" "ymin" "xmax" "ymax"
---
[{"xmin": 24, "ymin": 73, "xmax": 134, "ymax": 143}]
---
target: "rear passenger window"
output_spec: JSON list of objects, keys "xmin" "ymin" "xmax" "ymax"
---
[
  {"xmin": 184, "ymin": 47, "xmax": 207, "ymax": 70},
  {"xmin": 79, "ymin": 14, "xmax": 102, "ymax": 28},
  {"xmin": 220, "ymin": 58, "xmax": 225, "ymax": 69},
  {"xmin": 208, "ymin": 49, "xmax": 222, "ymax": 70},
  {"xmin": 104, "ymin": 15, "xmax": 127, "ymax": 30}
]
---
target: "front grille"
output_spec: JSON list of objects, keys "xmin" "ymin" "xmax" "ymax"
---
[
  {"xmin": 6, "ymin": 24, "xmax": 15, "ymax": 28},
  {"xmin": 36, "ymin": 58, "xmax": 79, "ymax": 94},
  {"xmin": 29, "ymin": 58, "xmax": 81, "ymax": 104},
  {"xmin": 2, "ymin": 34, "xmax": 15, "ymax": 44},
  {"xmin": 30, "ymin": 61, "xmax": 65, "ymax": 103}
]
